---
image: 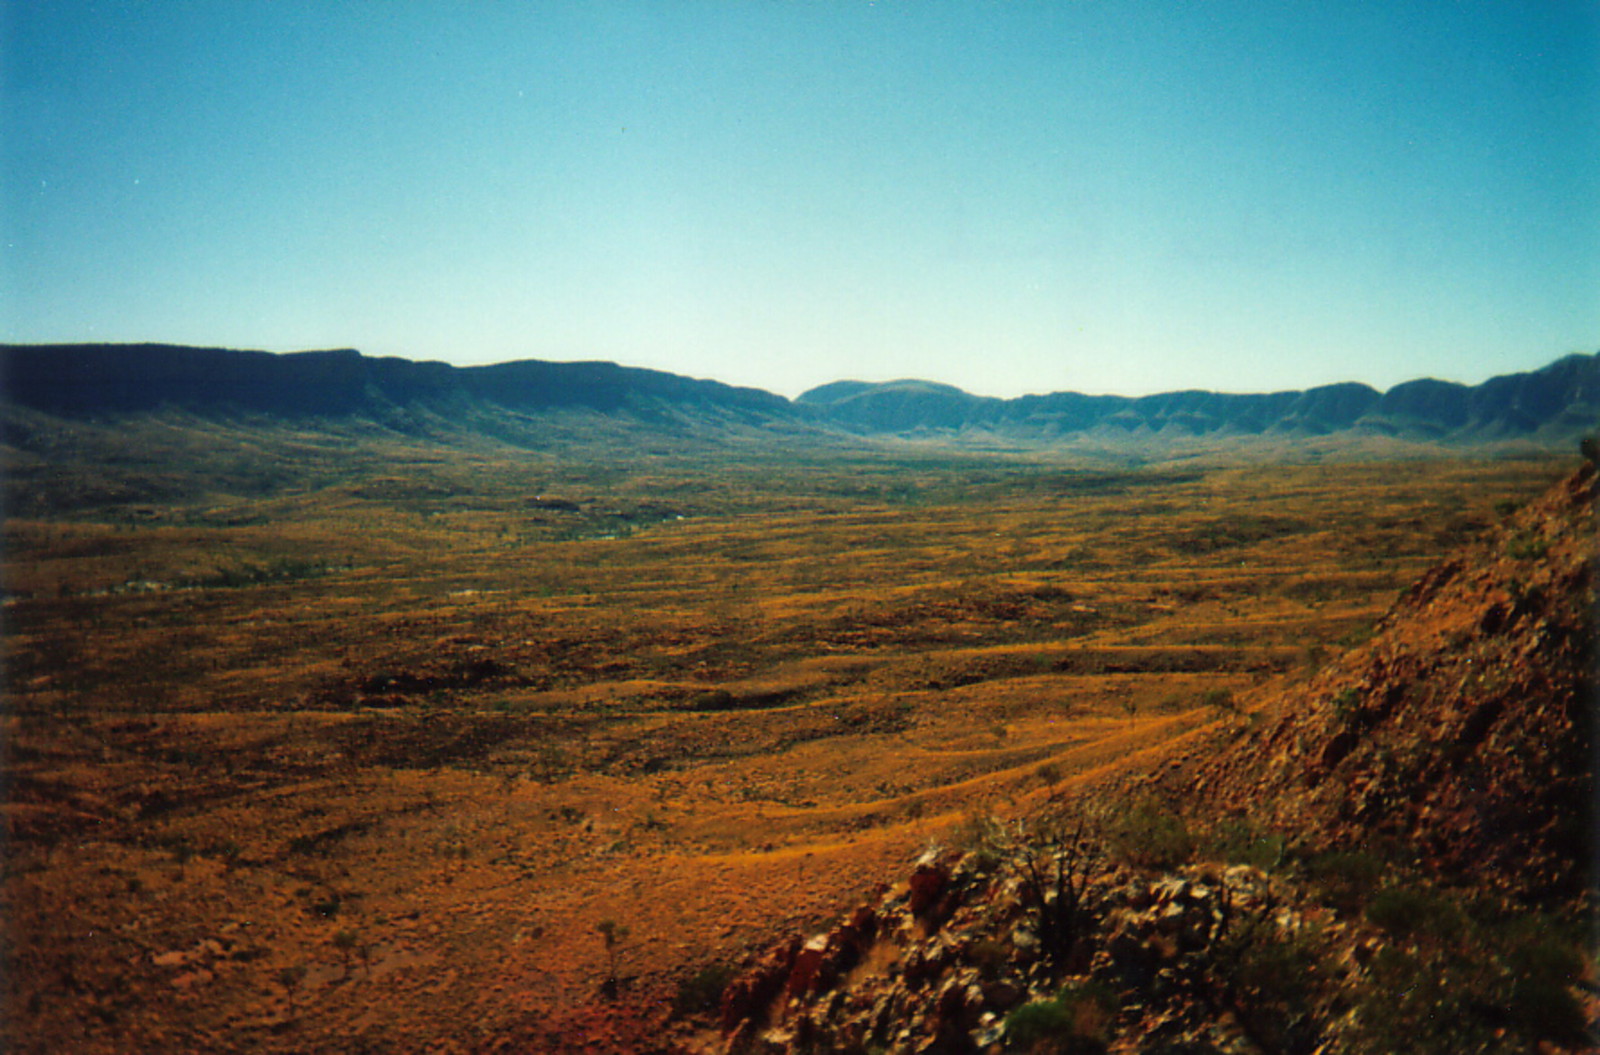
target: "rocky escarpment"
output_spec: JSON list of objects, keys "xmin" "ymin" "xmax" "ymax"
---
[
  {"xmin": 706, "ymin": 463, "xmax": 1597, "ymax": 1054},
  {"xmin": 1186, "ymin": 461, "xmax": 1595, "ymax": 900}
]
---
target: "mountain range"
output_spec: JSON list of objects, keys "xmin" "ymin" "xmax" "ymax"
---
[{"xmin": 3, "ymin": 342, "xmax": 1597, "ymax": 456}]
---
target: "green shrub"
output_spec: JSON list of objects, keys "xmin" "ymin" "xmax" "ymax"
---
[
  {"xmin": 1354, "ymin": 946, "xmax": 1490, "ymax": 1054},
  {"xmin": 1331, "ymin": 687, "xmax": 1361, "ymax": 723},
  {"xmin": 1353, "ymin": 900, "xmax": 1589, "ymax": 1053},
  {"xmin": 1494, "ymin": 916, "xmax": 1589, "ymax": 1048},
  {"xmin": 1221, "ymin": 926, "xmax": 1325, "ymax": 1053},
  {"xmin": 1207, "ymin": 817, "xmax": 1287, "ymax": 870},
  {"xmin": 1365, "ymin": 885, "xmax": 1464, "ymax": 944},
  {"xmin": 1004, "ymin": 999, "xmax": 1071, "ymax": 1051},
  {"xmin": 1003, "ymin": 993, "xmax": 1109, "ymax": 1054},
  {"xmin": 672, "ymin": 963, "xmax": 734, "ymax": 1016},
  {"xmin": 1301, "ymin": 850, "xmax": 1384, "ymax": 914},
  {"xmin": 1506, "ymin": 529, "xmax": 1549, "ymax": 561},
  {"xmin": 1106, "ymin": 798, "xmax": 1193, "ymax": 870}
]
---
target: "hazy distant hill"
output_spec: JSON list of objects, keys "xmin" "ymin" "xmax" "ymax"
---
[
  {"xmin": 2, "ymin": 342, "xmax": 1596, "ymax": 454},
  {"xmin": 798, "ymin": 352, "xmax": 1600, "ymax": 449}
]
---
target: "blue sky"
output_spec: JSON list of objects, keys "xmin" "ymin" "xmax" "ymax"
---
[{"xmin": 3, "ymin": 1, "xmax": 1596, "ymax": 398}]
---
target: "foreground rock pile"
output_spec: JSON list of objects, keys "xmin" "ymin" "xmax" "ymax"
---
[{"xmin": 720, "ymin": 842, "xmax": 1370, "ymax": 1054}]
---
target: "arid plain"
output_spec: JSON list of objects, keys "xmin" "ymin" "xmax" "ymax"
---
[{"xmin": 0, "ymin": 427, "xmax": 1574, "ymax": 1051}]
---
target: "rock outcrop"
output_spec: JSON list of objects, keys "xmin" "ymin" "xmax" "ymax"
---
[{"xmin": 1188, "ymin": 462, "xmax": 1595, "ymax": 900}]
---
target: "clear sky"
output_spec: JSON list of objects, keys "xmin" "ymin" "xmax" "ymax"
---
[{"xmin": 3, "ymin": 1, "xmax": 1596, "ymax": 399}]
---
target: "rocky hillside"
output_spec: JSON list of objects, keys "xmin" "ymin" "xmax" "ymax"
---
[
  {"xmin": 1185, "ymin": 461, "xmax": 1595, "ymax": 902},
  {"xmin": 705, "ymin": 463, "xmax": 1596, "ymax": 1054}
]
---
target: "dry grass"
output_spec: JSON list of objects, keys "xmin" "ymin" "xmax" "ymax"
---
[{"xmin": 0, "ymin": 438, "xmax": 1568, "ymax": 1052}]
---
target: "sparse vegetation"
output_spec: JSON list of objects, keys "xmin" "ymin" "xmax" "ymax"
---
[
  {"xmin": 1002, "ymin": 994, "xmax": 1109, "ymax": 1054},
  {"xmin": 1206, "ymin": 817, "xmax": 1287, "ymax": 870},
  {"xmin": 277, "ymin": 964, "xmax": 307, "ymax": 1017},
  {"xmin": 672, "ymin": 962, "xmax": 734, "ymax": 1016},
  {"xmin": 1014, "ymin": 813, "xmax": 1102, "ymax": 964},
  {"xmin": 1200, "ymin": 686, "xmax": 1239, "ymax": 714},
  {"xmin": 332, "ymin": 929, "xmax": 358, "ymax": 978},
  {"xmin": 1506, "ymin": 527, "xmax": 1550, "ymax": 561},
  {"xmin": 2, "ymin": 435, "xmax": 1579, "ymax": 1052},
  {"xmin": 1104, "ymin": 796, "xmax": 1193, "ymax": 870}
]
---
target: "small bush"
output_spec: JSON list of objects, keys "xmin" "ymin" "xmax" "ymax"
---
[
  {"xmin": 1506, "ymin": 529, "xmax": 1549, "ymax": 561},
  {"xmin": 1207, "ymin": 817, "xmax": 1286, "ymax": 870},
  {"xmin": 1486, "ymin": 914, "xmax": 1589, "ymax": 1048},
  {"xmin": 1057, "ymin": 979, "xmax": 1117, "ymax": 1044},
  {"xmin": 1003, "ymin": 998, "xmax": 1071, "ymax": 1050},
  {"xmin": 689, "ymin": 689, "xmax": 735, "ymax": 711},
  {"xmin": 1106, "ymin": 798, "xmax": 1193, "ymax": 870},
  {"xmin": 1222, "ymin": 926, "xmax": 1325, "ymax": 1053},
  {"xmin": 1004, "ymin": 993, "xmax": 1110, "ymax": 1054},
  {"xmin": 672, "ymin": 963, "xmax": 734, "ymax": 1016},
  {"xmin": 1331, "ymin": 687, "xmax": 1361, "ymax": 723},
  {"xmin": 1354, "ymin": 946, "xmax": 1486, "ymax": 1055},
  {"xmin": 954, "ymin": 812, "xmax": 1010, "ymax": 872},
  {"xmin": 1302, "ymin": 850, "xmax": 1384, "ymax": 914},
  {"xmin": 1353, "ymin": 897, "xmax": 1589, "ymax": 1053},
  {"xmin": 1365, "ymin": 885, "xmax": 1464, "ymax": 944}
]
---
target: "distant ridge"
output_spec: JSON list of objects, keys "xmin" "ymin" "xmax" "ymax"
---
[
  {"xmin": 0, "ymin": 343, "xmax": 788, "ymax": 420},
  {"xmin": 798, "ymin": 352, "xmax": 1600, "ymax": 447},
  {"xmin": 2, "ymin": 342, "xmax": 1596, "ymax": 453}
]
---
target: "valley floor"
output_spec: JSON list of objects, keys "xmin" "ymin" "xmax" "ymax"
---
[{"xmin": 0, "ymin": 452, "xmax": 1571, "ymax": 1052}]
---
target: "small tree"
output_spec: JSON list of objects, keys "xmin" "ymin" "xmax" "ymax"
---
[
  {"xmin": 332, "ymin": 930, "xmax": 358, "ymax": 978},
  {"xmin": 597, "ymin": 919, "xmax": 630, "ymax": 998},
  {"xmin": 277, "ymin": 964, "xmax": 307, "ymax": 1017},
  {"xmin": 1016, "ymin": 815, "xmax": 1102, "ymax": 964}
]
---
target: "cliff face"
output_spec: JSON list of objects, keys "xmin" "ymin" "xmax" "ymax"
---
[{"xmin": 709, "ymin": 465, "xmax": 1596, "ymax": 1054}]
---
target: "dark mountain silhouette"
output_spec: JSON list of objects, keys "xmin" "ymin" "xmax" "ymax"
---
[
  {"xmin": 1, "ymin": 342, "xmax": 1596, "ymax": 452},
  {"xmin": 0, "ymin": 343, "xmax": 789, "ymax": 423},
  {"xmin": 799, "ymin": 352, "xmax": 1600, "ymax": 447}
]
